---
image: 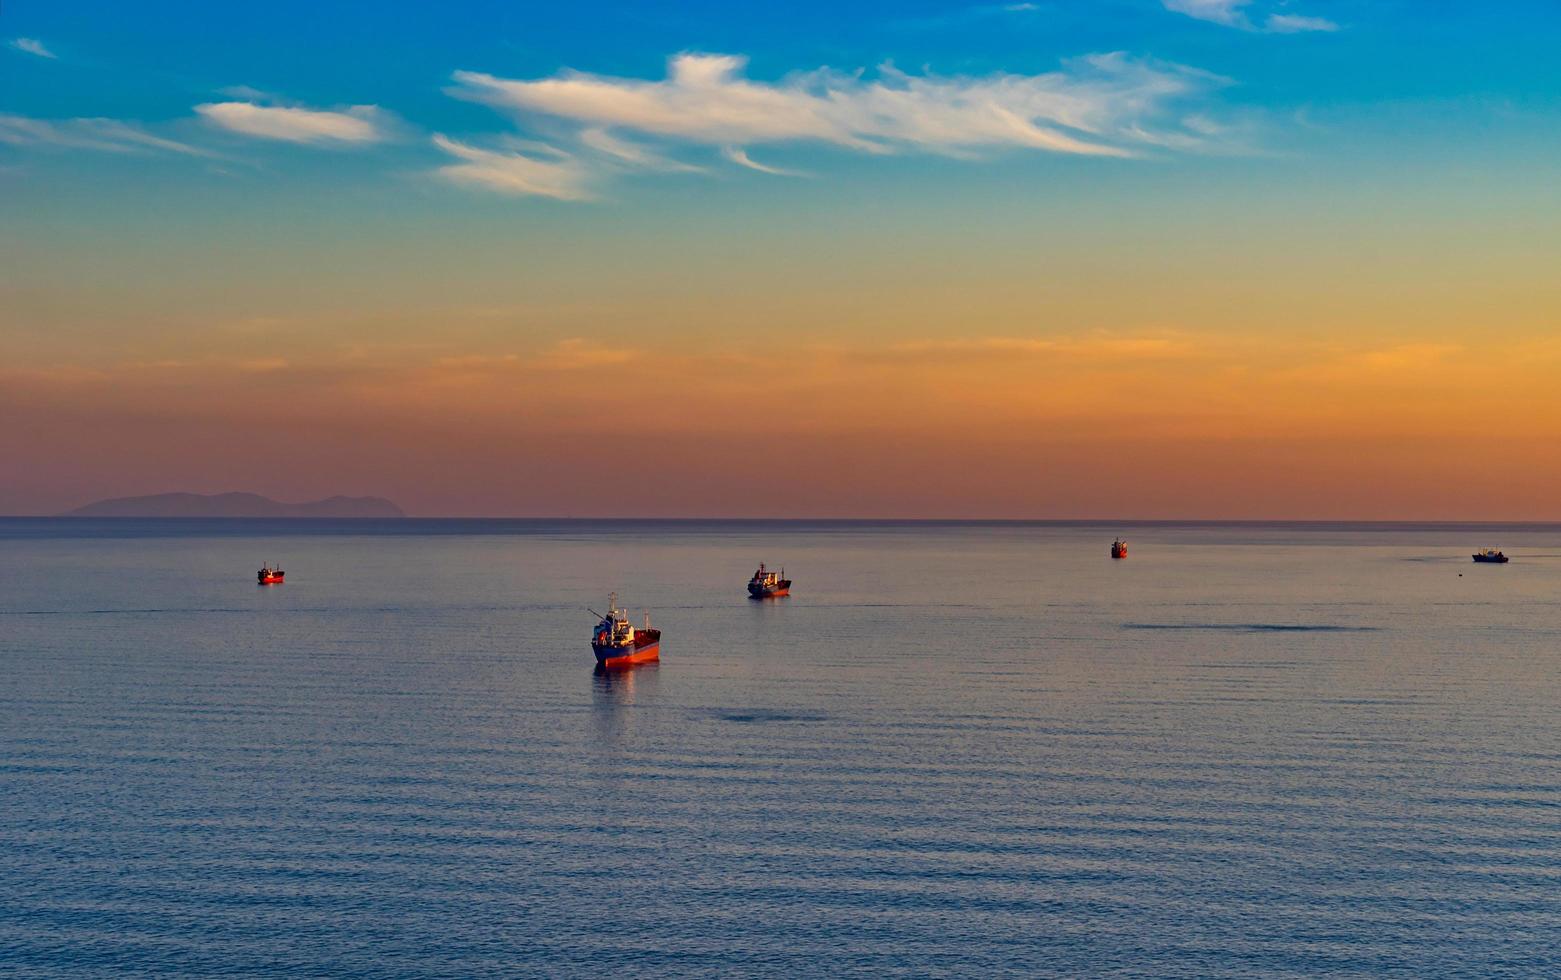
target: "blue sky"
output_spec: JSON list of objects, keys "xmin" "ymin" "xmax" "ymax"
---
[
  {"xmin": 6, "ymin": 0, "xmax": 1560, "ymax": 305},
  {"xmin": 6, "ymin": 1, "xmax": 1561, "ymax": 201}
]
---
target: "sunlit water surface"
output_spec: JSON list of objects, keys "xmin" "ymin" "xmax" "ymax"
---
[{"xmin": 2, "ymin": 519, "xmax": 1559, "ymax": 976}]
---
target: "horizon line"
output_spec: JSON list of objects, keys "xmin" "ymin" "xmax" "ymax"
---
[{"xmin": 13, "ymin": 515, "xmax": 1561, "ymax": 527}]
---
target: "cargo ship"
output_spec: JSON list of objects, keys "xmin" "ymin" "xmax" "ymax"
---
[
  {"xmin": 591, "ymin": 593, "xmax": 661, "ymax": 669},
  {"xmin": 1472, "ymin": 548, "xmax": 1509, "ymax": 564},
  {"xmin": 257, "ymin": 563, "xmax": 285, "ymax": 585},
  {"xmin": 1111, "ymin": 538, "xmax": 1128, "ymax": 559},
  {"xmin": 747, "ymin": 563, "xmax": 791, "ymax": 598}
]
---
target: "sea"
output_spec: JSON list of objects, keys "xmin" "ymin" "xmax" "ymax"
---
[{"xmin": 1, "ymin": 519, "xmax": 1559, "ymax": 977}]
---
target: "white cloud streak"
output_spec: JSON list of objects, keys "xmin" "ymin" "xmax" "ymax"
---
[
  {"xmin": 436, "ymin": 51, "xmax": 1233, "ymax": 197},
  {"xmin": 430, "ymin": 134, "xmax": 595, "ymax": 200},
  {"xmin": 10, "ymin": 37, "xmax": 56, "ymax": 59},
  {"xmin": 722, "ymin": 146, "xmax": 807, "ymax": 177},
  {"xmin": 579, "ymin": 127, "xmax": 703, "ymax": 172},
  {"xmin": 196, "ymin": 101, "xmax": 394, "ymax": 145},
  {"xmin": 1164, "ymin": 0, "xmax": 1337, "ymax": 33},
  {"xmin": 0, "ymin": 113, "xmax": 210, "ymax": 155},
  {"xmin": 450, "ymin": 51, "xmax": 1221, "ymax": 159},
  {"xmin": 1164, "ymin": 0, "xmax": 1250, "ymax": 27},
  {"xmin": 1265, "ymin": 13, "xmax": 1339, "ymax": 33}
]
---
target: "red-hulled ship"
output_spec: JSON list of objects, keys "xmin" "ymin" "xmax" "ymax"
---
[
  {"xmin": 258, "ymin": 562, "xmax": 285, "ymax": 585},
  {"xmin": 747, "ymin": 562, "xmax": 791, "ymax": 598},
  {"xmin": 1111, "ymin": 538, "xmax": 1128, "ymax": 559},
  {"xmin": 591, "ymin": 593, "xmax": 661, "ymax": 669}
]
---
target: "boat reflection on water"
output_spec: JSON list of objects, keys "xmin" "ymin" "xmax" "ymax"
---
[
  {"xmin": 591, "ymin": 659, "xmax": 659, "ymax": 705},
  {"xmin": 589, "ymin": 661, "xmax": 658, "ymax": 755}
]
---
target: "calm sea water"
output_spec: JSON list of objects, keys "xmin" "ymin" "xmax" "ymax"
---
[{"xmin": 2, "ymin": 519, "xmax": 1559, "ymax": 977}]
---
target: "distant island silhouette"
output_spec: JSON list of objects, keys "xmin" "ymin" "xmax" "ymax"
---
[{"xmin": 64, "ymin": 492, "xmax": 406, "ymax": 518}]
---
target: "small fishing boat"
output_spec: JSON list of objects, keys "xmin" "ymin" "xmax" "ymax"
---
[
  {"xmin": 747, "ymin": 562, "xmax": 791, "ymax": 598},
  {"xmin": 590, "ymin": 593, "xmax": 661, "ymax": 669},
  {"xmin": 1471, "ymin": 548, "xmax": 1509, "ymax": 564},
  {"xmin": 1111, "ymin": 538, "xmax": 1128, "ymax": 559},
  {"xmin": 257, "ymin": 562, "xmax": 285, "ymax": 584}
]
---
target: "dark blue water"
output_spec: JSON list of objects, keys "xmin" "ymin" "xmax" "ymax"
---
[{"xmin": 2, "ymin": 520, "xmax": 1559, "ymax": 976}]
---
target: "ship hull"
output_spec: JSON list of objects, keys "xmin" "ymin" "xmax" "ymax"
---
[
  {"xmin": 593, "ymin": 629, "xmax": 661, "ymax": 669},
  {"xmin": 258, "ymin": 574, "xmax": 285, "ymax": 585},
  {"xmin": 1472, "ymin": 555, "xmax": 1508, "ymax": 564},
  {"xmin": 748, "ymin": 581, "xmax": 791, "ymax": 598}
]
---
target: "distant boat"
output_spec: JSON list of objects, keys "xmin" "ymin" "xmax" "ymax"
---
[
  {"xmin": 591, "ymin": 593, "xmax": 660, "ymax": 669},
  {"xmin": 1472, "ymin": 549, "xmax": 1509, "ymax": 564},
  {"xmin": 747, "ymin": 562, "xmax": 791, "ymax": 598},
  {"xmin": 1111, "ymin": 538, "xmax": 1128, "ymax": 559},
  {"xmin": 257, "ymin": 562, "xmax": 285, "ymax": 584}
]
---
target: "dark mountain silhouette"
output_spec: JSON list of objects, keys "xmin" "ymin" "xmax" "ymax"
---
[{"xmin": 64, "ymin": 492, "xmax": 406, "ymax": 518}]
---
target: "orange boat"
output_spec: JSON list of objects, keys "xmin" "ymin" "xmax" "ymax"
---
[
  {"xmin": 590, "ymin": 593, "xmax": 661, "ymax": 669},
  {"xmin": 257, "ymin": 562, "xmax": 285, "ymax": 585},
  {"xmin": 1111, "ymin": 538, "xmax": 1128, "ymax": 559}
]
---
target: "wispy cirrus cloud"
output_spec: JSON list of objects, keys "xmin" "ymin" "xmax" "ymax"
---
[
  {"xmin": 450, "ymin": 52, "xmax": 1214, "ymax": 157},
  {"xmin": 1265, "ymin": 13, "xmax": 1340, "ymax": 33},
  {"xmin": 578, "ymin": 127, "xmax": 703, "ymax": 173},
  {"xmin": 195, "ymin": 100, "xmax": 395, "ymax": 145},
  {"xmin": 1164, "ymin": 0, "xmax": 1338, "ymax": 33},
  {"xmin": 438, "ymin": 50, "xmax": 1233, "ymax": 198},
  {"xmin": 430, "ymin": 134, "xmax": 595, "ymax": 200},
  {"xmin": 1165, "ymin": 0, "xmax": 1248, "ymax": 27},
  {"xmin": 9, "ymin": 37, "xmax": 56, "ymax": 59},
  {"xmin": 0, "ymin": 113, "xmax": 210, "ymax": 156},
  {"xmin": 721, "ymin": 146, "xmax": 807, "ymax": 177}
]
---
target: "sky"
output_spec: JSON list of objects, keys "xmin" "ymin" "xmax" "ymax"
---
[{"xmin": 3, "ymin": 0, "xmax": 1561, "ymax": 518}]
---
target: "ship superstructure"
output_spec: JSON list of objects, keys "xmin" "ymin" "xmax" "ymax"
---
[
  {"xmin": 590, "ymin": 593, "xmax": 661, "ymax": 668},
  {"xmin": 747, "ymin": 563, "xmax": 791, "ymax": 598}
]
